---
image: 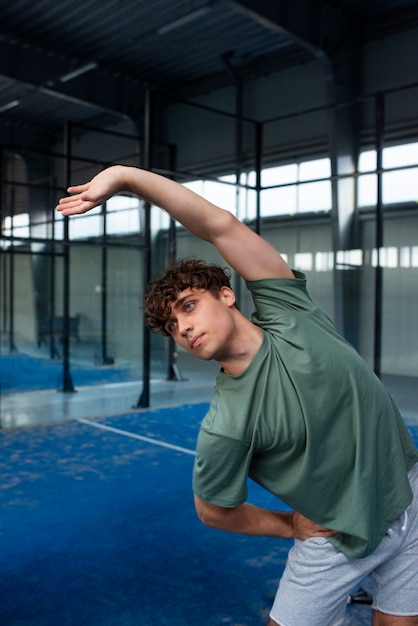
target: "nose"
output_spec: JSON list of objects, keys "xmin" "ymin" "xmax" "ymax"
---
[{"xmin": 178, "ymin": 317, "xmax": 192, "ymax": 337}]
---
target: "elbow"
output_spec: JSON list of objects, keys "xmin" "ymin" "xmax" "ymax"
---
[
  {"xmin": 194, "ymin": 494, "xmax": 230, "ymax": 529},
  {"xmin": 194, "ymin": 497, "xmax": 214, "ymax": 527},
  {"xmin": 207, "ymin": 209, "xmax": 238, "ymax": 244},
  {"xmin": 196, "ymin": 510, "xmax": 213, "ymax": 528}
]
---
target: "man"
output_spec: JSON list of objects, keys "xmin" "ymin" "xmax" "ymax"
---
[{"xmin": 57, "ymin": 165, "xmax": 418, "ymax": 626}]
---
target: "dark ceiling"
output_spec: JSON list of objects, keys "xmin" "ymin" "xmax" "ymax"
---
[{"xmin": 1, "ymin": 0, "xmax": 418, "ymax": 141}]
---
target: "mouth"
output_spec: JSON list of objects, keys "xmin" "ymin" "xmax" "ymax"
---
[{"xmin": 190, "ymin": 334, "xmax": 203, "ymax": 349}]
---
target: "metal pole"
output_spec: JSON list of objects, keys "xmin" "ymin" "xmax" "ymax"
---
[
  {"xmin": 374, "ymin": 93, "xmax": 385, "ymax": 378},
  {"xmin": 325, "ymin": 74, "xmax": 346, "ymax": 337},
  {"xmin": 254, "ymin": 122, "xmax": 262, "ymax": 236},
  {"xmin": 221, "ymin": 53, "xmax": 244, "ymax": 304},
  {"xmin": 136, "ymin": 89, "xmax": 153, "ymax": 408},
  {"xmin": 1, "ymin": 257, "xmax": 6, "ymax": 351},
  {"xmin": 0, "ymin": 146, "xmax": 3, "ymax": 354},
  {"xmin": 8, "ymin": 188, "xmax": 17, "ymax": 352},
  {"xmin": 49, "ymin": 180, "xmax": 59, "ymax": 359},
  {"xmin": 61, "ymin": 121, "xmax": 75, "ymax": 391},
  {"xmin": 168, "ymin": 159, "xmax": 177, "ymax": 380},
  {"xmin": 101, "ymin": 200, "xmax": 111, "ymax": 364},
  {"xmin": 166, "ymin": 145, "xmax": 186, "ymax": 382}
]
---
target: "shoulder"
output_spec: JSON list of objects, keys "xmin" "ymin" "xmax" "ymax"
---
[
  {"xmin": 245, "ymin": 271, "xmax": 313, "ymax": 311},
  {"xmin": 246, "ymin": 270, "xmax": 306, "ymax": 291}
]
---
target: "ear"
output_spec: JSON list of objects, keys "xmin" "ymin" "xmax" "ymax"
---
[{"xmin": 219, "ymin": 286, "xmax": 236, "ymax": 307}]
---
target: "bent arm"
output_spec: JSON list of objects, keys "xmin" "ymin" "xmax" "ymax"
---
[
  {"xmin": 194, "ymin": 495, "xmax": 338, "ymax": 540},
  {"xmin": 56, "ymin": 165, "xmax": 293, "ymax": 281}
]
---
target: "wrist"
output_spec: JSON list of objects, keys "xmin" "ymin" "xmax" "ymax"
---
[{"xmin": 114, "ymin": 165, "xmax": 132, "ymax": 192}]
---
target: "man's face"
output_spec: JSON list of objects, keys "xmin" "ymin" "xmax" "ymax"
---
[{"xmin": 164, "ymin": 287, "xmax": 237, "ymax": 361}]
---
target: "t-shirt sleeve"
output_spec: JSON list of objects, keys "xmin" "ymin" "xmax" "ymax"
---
[
  {"xmin": 192, "ymin": 428, "xmax": 250, "ymax": 507},
  {"xmin": 246, "ymin": 272, "xmax": 336, "ymax": 332},
  {"xmin": 246, "ymin": 272, "xmax": 312, "ymax": 317}
]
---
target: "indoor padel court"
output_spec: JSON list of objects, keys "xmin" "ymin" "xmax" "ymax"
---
[{"xmin": 1, "ymin": 368, "xmax": 417, "ymax": 626}]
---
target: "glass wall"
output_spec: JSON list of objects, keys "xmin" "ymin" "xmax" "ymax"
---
[
  {"xmin": 0, "ymin": 126, "xmax": 146, "ymax": 396},
  {"xmin": 1, "ymin": 92, "xmax": 417, "ymax": 404}
]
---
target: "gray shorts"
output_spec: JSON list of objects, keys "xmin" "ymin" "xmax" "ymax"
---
[{"xmin": 270, "ymin": 463, "xmax": 418, "ymax": 626}]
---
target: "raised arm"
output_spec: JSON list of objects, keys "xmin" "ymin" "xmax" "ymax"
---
[{"xmin": 56, "ymin": 165, "xmax": 293, "ymax": 281}]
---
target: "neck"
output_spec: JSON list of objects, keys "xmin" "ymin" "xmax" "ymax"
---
[{"xmin": 218, "ymin": 318, "xmax": 263, "ymax": 376}]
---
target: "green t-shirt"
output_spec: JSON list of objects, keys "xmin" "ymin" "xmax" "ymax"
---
[{"xmin": 192, "ymin": 272, "xmax": 418, "ymax": 558}]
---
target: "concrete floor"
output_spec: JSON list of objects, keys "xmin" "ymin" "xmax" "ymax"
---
[{"xmin": 0, "ymin": 357, "xmax": 219, "ymax": 429}]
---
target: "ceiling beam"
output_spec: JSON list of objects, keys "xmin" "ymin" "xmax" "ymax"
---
[
  {"xmin": 226, "ymin": 0, "xmax": 356, "ymax": 93},
  {"xmin": 0, "ymin": 36, "xmax": 143, "ymax": 122}
]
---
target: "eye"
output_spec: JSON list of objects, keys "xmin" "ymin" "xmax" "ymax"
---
[
  {"xmin": 166, "ymin": 320, "xmax": 177, "ymax": 333},
  {"xmin": 185, "ymin": 302, "xmax": 194, "ymax": 311}
]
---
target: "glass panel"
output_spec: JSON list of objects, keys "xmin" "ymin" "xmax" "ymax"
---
[
  {"xmin": 299, "ymin": 158, "xmax": 331, "ymax": 180},
  {"xmin": 358, "ymin": 144, "xmax": 418, "ymax": 206},
  {"xmin": 358, "ymin": 150, "xmax": 376, "ymax": 173},
  {"xmin": 383, "ymin": 167, "xmax": 418, "ymax": 204},
  {"xmin": 399, "ymin": 246, "xmax": 411, "ymax": 268},
  {"xmin": 315, "ymin": 251, "xmax": 334, "ymax": 272},
  {"xmin": 383, "ymin": 142, "xmax": 418, "ymax": 168},
  {"xmin": 261, "ymin": 185, "xmax": 297, "ymax": 216},
  {"xmin": 69, "ymin": 213, "xmax": 102, "ymax": 239},
  {"xmin": 107, "ymin": 209, "xmax": 140, "ymax": 235},
  {"xmin": 261, "ymin": 164, "xmax": 298, "ymax": 187},
  {"xmin": 358, "ymin": 173, "xmax": 377, "ymax": 207},
  {"xmin": 298, "ymin": 180, "xmax": 332, "ymax": 212},
  {"xmin": 203, "ymin": 179, "xmax": 237, "ymax": 214},
  {"xmin": 294, "ymin": 252, "xmax": 313, "ymax": 271},
  {"xmin": 2, "ymin": 213, "xmax": 30, "ymax": 246}
]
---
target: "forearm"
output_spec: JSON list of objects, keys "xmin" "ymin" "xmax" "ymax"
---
[
  {"xmin": 122, "ymin": 165, "xmax": 230, "ymax": 244},
  {"xmin": 194, "ymin": 497, "xmax": 338, "ymax": 541},
  {"xmin": 58, "ymin": 164, "xmax": 227, "ymax": 242},
  {"xmin": 196, "ymin": 500, "xmax": 295, "ymax": 539}
]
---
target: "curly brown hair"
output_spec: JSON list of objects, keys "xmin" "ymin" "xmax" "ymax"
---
[{"xmin": 143, "ymin": 258, "xmax": 232, "ymax": 335}]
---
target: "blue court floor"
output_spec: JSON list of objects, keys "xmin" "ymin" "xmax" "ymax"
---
[{"xmin": 1, "ymin": 362, "xmax": 417, "ymax": 625}]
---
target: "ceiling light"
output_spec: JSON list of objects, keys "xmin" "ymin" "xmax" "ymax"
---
[
  {"xmin": 60, "ymin": 62, "xmax": 98, "ymax": 83},
  {"xmin": 157, "ymin": 6, "xmax": 211, "ymax": 35},
  {"xmin": 0, "ymin": 99, "xmax": 20, "ymax": 114}
]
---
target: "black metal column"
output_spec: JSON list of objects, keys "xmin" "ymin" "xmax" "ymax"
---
[
  {"xmin": 0, "ymin": 146, "xmax": 3, "ymax": 354},
  {"xmin": 221, "ymin": 53, "xmax": 244, "ymax": 302},
  {"xmin": 101, "ymin": 200, "xmax": 112, "ymax": 365},
  {"xmin": 373, "ymin": 93, "xmax": 385, "ymax": 378},
  {"xmin": 136, "ymin": 89, "xmax": 153, "ymax": 408},
  {"xmin": 61, "ymin": 121, "xmax": 75, "ymax": 392},
  {"xmin": 49, "ymin": 183, "xmax": 59, "ymax": 359},
  {"xmin": 1, "ymin": 259, "xmax": 5, "ymax": 353},
  {"xmin": 326, "ymin": 75, "xmax": 346, "ymax": 337},
  {"xmin": 254, "ymin": 122, "xmax": 263, "ymax": 236},
  {"xmin": 166, "ymin": 145, "xmax": 185, "ymax": 381},
  {"xmin": 8, "ymin": 188, "xmax": 17, "ymax": 353}
]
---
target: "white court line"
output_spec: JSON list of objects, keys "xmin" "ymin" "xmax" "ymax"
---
[{"xmin": 77, "ymin": 417, "xmax": 196, "ymax": 456}]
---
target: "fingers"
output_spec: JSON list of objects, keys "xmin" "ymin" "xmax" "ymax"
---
[
  {"xmin": 54, "ymin": 182, "xmax": 91, "ymax": 215},
  {"xmin": 315, "ymin": 528, "xmax": 338, "ymax": 537},
  {"xmin": 56, "ymin": 196, "xmax": 80, "ymax": 208},
  {"xmin": 292, "ymin": 512, "xmax": 338, "ymax": 540},
  {"xmin": 56, "ymin": 184, "xmax": 101, "ymax": 216},
  {"xmin": 310, "ymin": 521, "xmax": 338, "ymax": 537},
  {"xmin": 55, "ymin": 197, "xmax": 92, "ymax": 216},
  {"xmin": 66, "ymin": 183, "xmax": 89, "ymax": 194}
]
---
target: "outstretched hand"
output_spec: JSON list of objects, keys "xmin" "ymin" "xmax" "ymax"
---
[{"xmin": 56, "ymin": 165, "xmax": 128, "ymax": 216}]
